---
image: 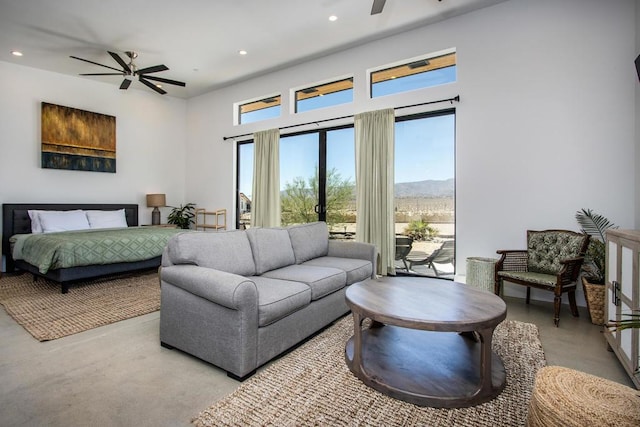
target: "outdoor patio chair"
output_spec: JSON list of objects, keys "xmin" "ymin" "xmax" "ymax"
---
[
  {"xmin": 494, "ymin": 229, "xmax": 590, "ymax": 327},
  {"xmin": 395, "ymin": 235, "xmax": 413, "ymax": 271},
  {"xmin": 407, "ymin": 240, "xmax": 455, "ymax": 276}
]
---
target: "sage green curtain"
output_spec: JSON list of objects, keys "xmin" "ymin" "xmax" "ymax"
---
[
  {"xmin": 251, "ymin": 128, "xmax": 281, "ymax": 228},
  {"xmin": 354, "ymin": 108, "xmax": 395, "ymax": 276}
]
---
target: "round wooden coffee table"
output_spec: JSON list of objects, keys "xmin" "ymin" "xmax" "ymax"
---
[{"xmin": 345, "ymin": 276, "xmax": 507, "ymax": 408}]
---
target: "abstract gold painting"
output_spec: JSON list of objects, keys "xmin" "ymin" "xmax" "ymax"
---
[{"xmin": 41, "ymin": 102, "xmax": 116, "ymax": 173}]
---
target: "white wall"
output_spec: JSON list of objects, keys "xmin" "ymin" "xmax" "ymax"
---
[
  {"xmin": 186, "ymin": 0, "xmax": 637, "ymax": 305},
  {"xmin": 636, "ymin": 0, "xmax": 640, "ymax": 230},
  {"xmin": 0, "ymin": 61, "xmax": 188, "ymax": 244}
]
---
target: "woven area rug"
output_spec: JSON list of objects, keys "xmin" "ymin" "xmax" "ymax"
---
[
  {"xmin": 193, "ymin": 317, "xmax": 546, "ymax": 427},
  {"xmin": 0, "ymin": 271, "xmax": 160, "ymax": 341}
]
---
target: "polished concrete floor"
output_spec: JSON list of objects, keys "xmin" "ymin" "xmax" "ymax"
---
[{"xmin": 0, "ymin": 287, "xmax": 634, "ymax": 427}]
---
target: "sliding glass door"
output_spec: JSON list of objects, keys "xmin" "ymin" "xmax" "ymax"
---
[
  {"xmin": 325, "ymin": 128, "xmax": 356, "ymax": 237},
  {"xmin": 279, "ymin": 133, "xmax": 320, "ymax": 225},
  {"xmin": 236, "ymin": 126, "xmax": 356, "ymax": 235},
  {"xmin": 394, "ymin": 110, "xmax": 455, "ymax": 277},
  {"xmin": 236, "ymin": 110, "xmax": 455, "ymax": 271}
]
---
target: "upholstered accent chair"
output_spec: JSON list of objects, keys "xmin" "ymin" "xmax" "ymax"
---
[{"xmin": 495, "ymin": 230, "xmax": 590, "ymax": 326}]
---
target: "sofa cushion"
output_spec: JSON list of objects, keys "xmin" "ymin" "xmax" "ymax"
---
[
  {"xmin": 287, "ymin": 222, "xmax": 329, "ymax": 264},
  {"xmin": 262, "ymin": 264, "xmax": 346, "ymax": 301},
  {"xmin": 527, "ymin": 230, "xmax": 587, "ymax": 275},
  {"xmin": 302, "ymin": 256, "xmax": 373, "ymax": 285},
  {"xmin": 166, "ymin": 231, "xmax": 256, "ymax": 276},
  {"xmin": 246, "ymin": 228, "xmax": 296, "ymax": 275},
  {"xmin": 250, "ymin": 276, "xmax": 311, "ymax": 327},
  {"xmin": 498, "ymin": 271, "xmax": 557, "ymax": 287}
]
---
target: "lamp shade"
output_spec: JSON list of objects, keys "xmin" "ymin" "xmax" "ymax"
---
[{"xmin": 146, "ymin": 194, "xmax": 166, "ymax": 208}]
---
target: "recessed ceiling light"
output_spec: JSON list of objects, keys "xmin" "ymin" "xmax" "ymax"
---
[
  {"xmin": 11, "ymin": 50, "xmax": 23, "ymax": 57},
  {"xmin": 155, "ymin": 84, "xmax": 163, "ymax": 88},
  {"xmin": 329, "ymin": 15, "xmax": 338, "ymax": 22},
  {"xmin": 238, "ymin": 50, "xmax": 247, "ymax": 55}
]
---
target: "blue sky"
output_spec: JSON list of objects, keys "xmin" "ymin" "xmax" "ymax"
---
[{"xmin": 238, "ymin": 113, "xmax": 454, "ymax": 197}]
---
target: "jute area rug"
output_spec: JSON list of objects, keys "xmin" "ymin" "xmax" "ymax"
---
[
  {"xmin": 0, "ymin": 271, "xmax": 160, "ymax": 341},
  {"xmin": 193, "ymin": 317, "xmax": 546, "ymax": 427}
]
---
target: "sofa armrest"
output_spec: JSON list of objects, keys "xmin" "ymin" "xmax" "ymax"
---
[
  {"xmin": 328, "ymin": 240, "xmax": 377, "ymax": 279},
  {"xmin": 160, "ymin": 246, "xmax": 173, "ymax": 267},
  {"xmin": 160, "ymin": 264, "xmax": 257, "ymax": 310}
]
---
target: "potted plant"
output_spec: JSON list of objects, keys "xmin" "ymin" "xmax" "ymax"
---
[
  {"xmin": 607, "ymin": 311, "xmax": 640, "ymax": 331},
  {"xmin": 575, "ymin": 208, "xmax": 617, "ymax": 325},
  {"xmin": 607, "ymin": 311, "xmax": 640, "ymax": 374},
  {"xmin": 167, "ymin": 203, "xmax": 196, "ymax": 229}
]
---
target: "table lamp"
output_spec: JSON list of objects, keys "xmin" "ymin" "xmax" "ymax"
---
[{"xmin": 146, "ymin": 194, "xmax": 166, "ymax": 225}]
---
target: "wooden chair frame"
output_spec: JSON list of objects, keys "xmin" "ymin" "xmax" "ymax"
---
[{"xmin": 494, "ymin": 229, "xmax": 590, "ymax": 326}]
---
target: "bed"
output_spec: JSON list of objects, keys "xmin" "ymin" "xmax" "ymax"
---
[{"xmin": 2, "ymin": 203, "xmax": 182, "ymax": 293}]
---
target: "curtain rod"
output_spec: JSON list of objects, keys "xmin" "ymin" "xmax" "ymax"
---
[{"xmin": 223, "ymin": 95, "xmax": 460, "ymax": 141}]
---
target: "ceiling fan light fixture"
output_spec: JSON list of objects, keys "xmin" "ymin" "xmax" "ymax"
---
[{"xmin": 72, "ymin": 50, "xmax": 185, "ymax": 95}]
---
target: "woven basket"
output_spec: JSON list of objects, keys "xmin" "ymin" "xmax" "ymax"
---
[
  {"xmin": 466, "ymin": 257, "xmax": 498, "ymax": 293},
  {"xmin": 527, "ymin": 366, "xmax": 640, "ymax": 427},
  {"xmin": 582, "ymin": 277, "xmax": 605, "ymax": 326}
]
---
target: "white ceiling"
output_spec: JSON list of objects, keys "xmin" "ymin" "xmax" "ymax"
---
[{"xmin": 0, "ymin": 0, "xmax": 506, "ymax": 99}]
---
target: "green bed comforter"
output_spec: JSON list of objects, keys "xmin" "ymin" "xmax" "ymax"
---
[{"xmin": 16, "ymin": 227, "xmax": 185, "ymax": 274}]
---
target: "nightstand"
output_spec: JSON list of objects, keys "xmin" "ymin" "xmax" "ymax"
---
[{"xmin": 142, "ymin": 224, "xmax": 178, "ymax": 228}]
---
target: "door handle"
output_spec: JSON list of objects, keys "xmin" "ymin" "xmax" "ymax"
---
[{"xmin": 612, "ymin": 281, "xmax": 621, "ymax": 307}]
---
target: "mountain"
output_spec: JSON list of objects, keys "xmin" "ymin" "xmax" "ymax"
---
[{"xmin": 394, "ymin": 178, "xmax": 454, "ymax": 198}]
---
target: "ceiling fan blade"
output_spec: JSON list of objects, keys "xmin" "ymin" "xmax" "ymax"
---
[
  {"xmin": 139, "ymin": 77, "xmax": 167, "ymax": 95},
  {"xmin": 80, "ymin": 73, "xmax": 125, "ymax": 76},
  {"xmin": 137, "ymin": 64, "xmax": 169, "ymax": 75},
  {"xmin": 70, "ymin": 55, "xmax": 125, "ymax": 73},
  {"xmin": 141, "ymin": 75, "xmax": 186, "ymax": 87},
  {"xmin": 371, "ymin": 0, "xmax": 386, "ymax": 15},
  {"xmin": 120, "ymin": 79, "xmax": 132, "ymax": 90},
  {"xmin": 108, "ymin": 51, "xmax": 132, "ymax": 74}
]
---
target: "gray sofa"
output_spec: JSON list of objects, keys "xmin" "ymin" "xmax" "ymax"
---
[{"xmin": 159, "ymin": 221, "xmax": 376, "ymax": 380}]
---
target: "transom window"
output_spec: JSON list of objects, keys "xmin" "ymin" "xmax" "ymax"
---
[
  {"xmin": 370, "ymin": 50, "xmax": 456, "ymax": 98},
  {"xmin": 294, "ymin": 77, "xmax": 354, "ymax": 113},
  {"xmin": 237, "ymin": 95, "xmax": 281, "ymax": 125}
]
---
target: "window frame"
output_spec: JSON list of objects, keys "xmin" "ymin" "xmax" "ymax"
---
[
  {"xmin": 234, "ymin": 92, "xmax": 282, "ymax": 125},
  {"xmin": 235, "ymin": 108, "xmax": 456, "ymax": 236},
  {"xmin": 290, "ymin": 75, "xmax": 354, "ymax": 114},
  {"xmin": 367, "ymin": 48, "xmax": 456, "ymax": 98}
]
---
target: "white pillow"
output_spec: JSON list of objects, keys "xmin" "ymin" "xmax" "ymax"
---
[
  {"xmin": 27, "ymin": 209, "xmax": 49, "ymax": 233},
  {"xmin": 38, "ymin": 210, "xmax": 91, "ymax": 233},
  {"xmin": 85, "ymin": 209, "xmax": 128, "ymax": 229}
]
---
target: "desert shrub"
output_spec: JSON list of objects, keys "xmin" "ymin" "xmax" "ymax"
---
[{"xmin": 403, "ymin": 220, "xmax": 437, "ymax": 241}]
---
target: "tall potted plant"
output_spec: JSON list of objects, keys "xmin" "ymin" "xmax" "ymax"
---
[
  {"xmin": 167, "ymin": 203, "xmax": 196, "ymax": 229},
  {"xmin": 575, "ymin": 208, "xmax": 617, "ymax": 325}
]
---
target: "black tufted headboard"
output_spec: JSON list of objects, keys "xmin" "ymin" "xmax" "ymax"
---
[{"xmin": 2, "ymin": 203, "xmax": 138, "ymax": 272}]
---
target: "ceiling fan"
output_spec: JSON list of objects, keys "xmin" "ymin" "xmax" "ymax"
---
[
  {"xmin": 70, "ymin": 51, "xmax": 186, "ymax": 95},
  {"xmin": 371, "ymin": 0, "xmax": 386, "ymax": 15}
]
